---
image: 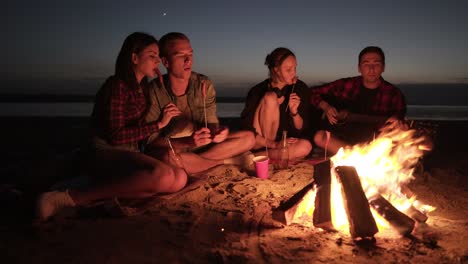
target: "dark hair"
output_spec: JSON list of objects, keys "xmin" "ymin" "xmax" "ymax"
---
[
  {"xmin": 115, "ymin": 32, "xmax": 158, "ymax": 89},
  {"xmin": 359, "ymin": 46, "xmax": 385, "ymax": 64},
  {"xmin": 264, "ymin": 47, "xmax": 295, "ymax": 72},
  {"xmin": 159, "ymin": 32, "xmax": 190, "ymax": 58}
]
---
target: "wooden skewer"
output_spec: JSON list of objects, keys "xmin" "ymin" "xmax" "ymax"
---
[
  {"xmin": 202, "ymin": 81, "xmax": 208, "ymax": 128},
  {"xmin": 166, "ymin": 137, "xmax": 177, "ymax": 157},
  {"xmin": 285, "ymin": 76, "xmax": 298, "ymax": 112}
]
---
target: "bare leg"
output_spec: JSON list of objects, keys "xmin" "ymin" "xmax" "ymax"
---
[
  {"xmin": 71, "ymin": 150, "xmax": 187, "ymax": 205},
  {"xmin": 314, "ymin": 130, "xmax": 347, "ymax": 155},
  {"xmin": 253, "ymin": 92, "xmax": 281, "ymax": 148},
  {"xmin": 199, "ymin": 130, "xmax": 255, "ymax": 160},
  {"xmin": 149, "ymin": 131, "xmax": 255, "ymax": 174},
  {"xmin": 179, "ymin": 152, "xmax": 223, "ymax": 174},
  {"xmin": 255, "ymin": 138, "xmax": 312, "ymax": 160},
  {"xmin": 37, "ymin": 150, "xmax": 188, "ymax": 220}
]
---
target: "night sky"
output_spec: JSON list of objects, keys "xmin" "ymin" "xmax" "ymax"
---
[{"xmin": 2, "ymin": 0, "xmax": 468, "ymax": 98}]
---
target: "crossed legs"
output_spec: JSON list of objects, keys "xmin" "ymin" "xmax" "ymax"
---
[
  {"xmin": 149, "ymin": 130, "xmax": 256, "ymax": 174},
  {"xmin": 253, "ymin": 91, "xmax": 312, "ymax": 160}
]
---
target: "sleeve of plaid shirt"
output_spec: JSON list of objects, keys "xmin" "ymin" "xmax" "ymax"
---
[
  {"xmin": 309, "ymin": 78, "xmax": 348, "ymax": 107},
  {"xmin": 108, "ymin": 82, "xmax": 159, "ymax": 145},
  {"xmin": 202, "ymin": 78, "xmax": 219, "ymax": 124},
  {"xmin": 389, "ymin": 87, "xmax": 407, "ymax": 119}
]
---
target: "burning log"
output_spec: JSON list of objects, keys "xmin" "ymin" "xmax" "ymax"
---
[
  {"xmin": 335, "ymin": 166, "xmax": 378, "ymax": 239},
  {"xmin": 368, "ymin": 194, "xmax": 416, "ymax": 236},
  {"xmin": 404, "ymin": 205, "xmax": 428, "ymax": 223},
  {"xmin": 400, "ymin": 185, "xmax": 428, "ymax": 223},
  {"xmin": 272, "ymin": 182, "xmax": 315, "ymax": 225},
  {"xmin": 312, "ymin": 159, "xmax": 333, "ymax": 230}
]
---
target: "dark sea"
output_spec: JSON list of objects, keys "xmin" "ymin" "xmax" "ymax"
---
[
  {"xmin": 0, "ymin": 83, "xmax": 467, "ymax": 120},
  {"xmin": 1, "ymin": 102, "xmax": 468, "ymax": 120}
]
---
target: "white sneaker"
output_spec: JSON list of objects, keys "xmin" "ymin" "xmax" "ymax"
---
[{"xmin": 37, "ymin": 190, "xmax": 76, "ymax": 221}]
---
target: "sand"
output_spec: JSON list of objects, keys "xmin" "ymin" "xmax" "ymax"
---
[{"xmin": 0, "ymin": 117, "xmax": 467, "ymax": 263}]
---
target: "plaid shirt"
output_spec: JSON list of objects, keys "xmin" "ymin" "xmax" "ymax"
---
[
  {"xmin": 91, "ymin": 76, "xmax": 159, "ymax": 148},
  {"xmin": 310, "ymin": 76, "xmax": 406, "ymax": 119}
]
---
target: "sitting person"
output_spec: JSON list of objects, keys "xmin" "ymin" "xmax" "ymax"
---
[
  {"xmin": 145, "ymin": 32, "xmax": 255, "ymax": 174},
  {"xmin": 240, "ymin": 47, "xmax": 313, "ymax": 161},
  {"xmin": 311, "ymin": 46, "xmax": 407, "ymax": 155},
  {"xmin": 36, "ymin": 32, "xmax": 187, "ymax": 221}
]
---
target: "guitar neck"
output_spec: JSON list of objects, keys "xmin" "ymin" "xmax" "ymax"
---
[{"xmin": 344, "ymin": 113, "xmax": 388, "ymax": 125}]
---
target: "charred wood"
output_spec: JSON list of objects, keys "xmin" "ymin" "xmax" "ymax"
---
[
  {"xmin": 272, "ymin": 182, "xmax": 315, "ymax": 225},
  {"xmin": 312, "ymin": 159, "xmax": 333, "ymax": 230},
  {"xmin": 368, "ymin": 194, "xmax": 416, "ymax": 236},
  {"xmin": 335, "ymin": 166, "xmax": 378, "ymax": 239}
]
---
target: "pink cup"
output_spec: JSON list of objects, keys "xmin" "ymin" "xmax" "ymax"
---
[{"xmin": 253, "ymin": 155, "xmax": 269, "ymax": 179}]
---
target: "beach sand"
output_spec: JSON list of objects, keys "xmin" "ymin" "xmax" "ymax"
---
[{"xmin": 0, "ymin": 117, "xmax": 467, "ymax": 263}]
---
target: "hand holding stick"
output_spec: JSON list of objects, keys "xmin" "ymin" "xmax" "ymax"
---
[
  {"xmin": 166, "ymin": 137, "xmax": 184, "ymax": 169},
  {"xmin": 285, "ymin": 76, "xmax": 298, "ymax": 112}
]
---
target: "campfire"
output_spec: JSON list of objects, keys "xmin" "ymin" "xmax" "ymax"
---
[{"xmin": 274, "ymin": 125, "xmax": 435, "ymax": 240}]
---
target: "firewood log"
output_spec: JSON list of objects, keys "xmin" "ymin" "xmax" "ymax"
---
[
  {"xmin": 272, "ymin": 182, "xmax": 315, "ymax": 225},
  {"xmin": 335, "ymin": 166, "xmax": 378, "ymax": 239},
  {"xmin": 313, "ymin": 159, "xmax": 333, "ymax": 230},
  {"xmin": 368, "ymin": 194, "xmax": 416, "ymax": 236}
]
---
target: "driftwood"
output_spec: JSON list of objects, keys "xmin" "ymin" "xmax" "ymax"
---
[
  {"xmin": 368, "ymin": 194, "xmax": 416, "ymax": 236},
  {"xmin": 335, "ymin": 166, "xmax": 378, "ymax": 239},
  {"xmin": 312, "ymin": 159, "xmax": 333, "ymax": 229}
]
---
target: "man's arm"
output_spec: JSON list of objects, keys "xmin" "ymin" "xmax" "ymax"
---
[
  {"xmin": 203, "ymin": 79, "xmax": 219, "ymax": 124},
  {"xmin": 392, "ymin": 89, "xmax": 407, "ymax": 120}
]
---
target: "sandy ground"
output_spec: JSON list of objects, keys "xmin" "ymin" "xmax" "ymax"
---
[{"xmin": 0, "ymin": 118, "xmax": 467, "ymax": 263}]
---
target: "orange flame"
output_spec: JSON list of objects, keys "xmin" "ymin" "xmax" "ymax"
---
[{"xmin": 292, "ymin": 125, "xmax": 435, "ymax": 236}]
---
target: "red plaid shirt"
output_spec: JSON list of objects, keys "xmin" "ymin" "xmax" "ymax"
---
[
  {"xmin": 92, "ymin": 76, "xmax": 159, "ymax": 146},
  {"xmin": 310, "ymin": 76, "xmax": 406, "ymax": 119}
]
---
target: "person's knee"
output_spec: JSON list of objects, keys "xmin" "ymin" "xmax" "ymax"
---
[
  {"xmin": 230, "ymin": 130, "xmax": 256, "ymax": 149},
  {"xmin": 239, "ymin": 130, "xmax": 256, "ymax": 150},
  {"xmin": 262, "ymin": 92, "xmax": 278, "ymax": 107},
  {"xmin": 148, "ymin": 165, "xmax": 176, "ymax": 193},
  {"xmin": 297, "ymin": 139, "xmax": 313, "ymax": 157},
  {"xmin": 171, "ymin": 168, "xmax": 188, "ymax": 192},
  {"xmin": 243, "ymin": 131, "xmax": 256, "ymax": 149},
  {"xmin": 313, "ymin": 130, "xmax": 327, "ymax": 147}
]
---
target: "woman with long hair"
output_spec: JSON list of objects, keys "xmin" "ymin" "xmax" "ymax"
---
[{"xmin": 37, "ymin": 32, "xmax": 187, "ymax": 221}]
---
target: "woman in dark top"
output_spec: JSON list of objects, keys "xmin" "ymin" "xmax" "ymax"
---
[
  {"xmin": 36, "ymin": 32, "xmax": 187, "ymax": 221},
  {"xmin": 240, "ymin": 47, "xmax": 312, "ymax": 160}
]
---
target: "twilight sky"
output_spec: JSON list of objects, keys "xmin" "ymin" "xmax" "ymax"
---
[{"xmin": 2, "ymin": 0, "xmax": 468, "ymax": 97}]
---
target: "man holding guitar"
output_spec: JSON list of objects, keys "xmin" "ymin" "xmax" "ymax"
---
[{"xmin": 310, "ymin": 46, "xmax": 407, "ymax": 155}]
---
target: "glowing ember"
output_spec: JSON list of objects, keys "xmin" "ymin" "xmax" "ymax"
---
[{"xmin": 292, "ymin": 125, "xmax": 435, "ymax": 236}]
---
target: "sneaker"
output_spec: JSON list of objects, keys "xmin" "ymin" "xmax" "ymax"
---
[{"xmin": 37, "ymin": 190, "xmax": 76, "ymax": 221}]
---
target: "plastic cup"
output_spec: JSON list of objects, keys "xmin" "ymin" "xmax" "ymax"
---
[{"xmin": 253, "ymin": 155, "xmax": 269, "ymax": 179}]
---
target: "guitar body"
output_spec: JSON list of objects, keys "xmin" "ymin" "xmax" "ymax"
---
[{"xmin": 319, "ymin": 96, "xmax": 389, "ymax": 145}]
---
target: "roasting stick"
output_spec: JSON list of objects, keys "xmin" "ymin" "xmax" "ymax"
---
[
  {"xmin": 285, "ymin": 76, "xmax": 298, "ymax": 112},
  {"xmin": 201, "ymin": 80, "xmax": 208, "ymax": 128}
]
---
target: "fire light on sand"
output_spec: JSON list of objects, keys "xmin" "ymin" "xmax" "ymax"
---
[{"xmin": 292, "ymin": 125, "xmax": 436, "ymax": 237}]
